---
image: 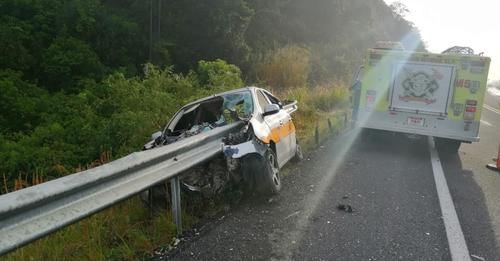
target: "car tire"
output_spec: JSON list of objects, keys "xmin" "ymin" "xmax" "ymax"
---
[
  {"xmin": 241, "ymin": 154, "xmax": 258, "ymax": 193},
  {"xmin": 256, "ymin": 149, "xmax": 281, "ymax": 195},
  {"xmin": 435, "ymin": 137, "xmax": 461, "ymax": 154}
]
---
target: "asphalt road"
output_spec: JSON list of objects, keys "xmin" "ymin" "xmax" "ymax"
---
[
  {"xmin": 446, "ymin": 88, "xmax": 500, "ymax": 261},
  {"xmin": 164, "ymin": 90, "xmax": 500, "ymax": 261}
]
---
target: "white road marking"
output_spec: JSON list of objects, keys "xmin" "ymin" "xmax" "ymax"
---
[
  {"xmin": 480, "ymin": 120, "xmax": 492, "ymax": 127},
  {"xmin": 428, "ymin": 137, "xmax": 471, "ymax": 261},
  {"xmin": 483, "ymin": 104, "xmax": 500, "ymax": 115}
]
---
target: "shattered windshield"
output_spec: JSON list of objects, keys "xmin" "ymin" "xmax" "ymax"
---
[
  {"xmin": 221, "ymin": 91, "xmax": 254, "ymax": 121},
  {"xmin": 167, "ymin": 91, "xmax": 253, "ymax": 139}
]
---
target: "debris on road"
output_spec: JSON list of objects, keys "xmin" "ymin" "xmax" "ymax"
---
[
  {"xmin": 485, "ymin": 144, "xmax": 500, "ymax": 172},
  {"xmin": 336, "ymin": 204, "xmax": 353, "ymax": 213},
  {"xmin": 284, "ymin": 211, "xmax": 301, "ymax": 220},
  {"xmin": 471, "ymin": 254, "xmax": 486, "ymax": 261}
]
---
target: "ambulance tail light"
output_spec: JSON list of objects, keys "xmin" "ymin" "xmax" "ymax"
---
[
  {"xmin": 465, "ymin": 107, "xmax": 476, "ymax": 112},
  {"xmin": 463, "ymin": 100, "xmax": 477, "ymax": 122},
  {"xmin": 366, "ymin": 90, "xmax": 376, "ymax": 108}
]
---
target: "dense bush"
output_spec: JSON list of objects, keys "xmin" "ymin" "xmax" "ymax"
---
[
  {"xmin": 197, "ymin": 59, "xmax": 244, "ymax": 92},
  {"xmin": 0, "ymin": 61, "xmax": 243, "ymax": 190},
  {"xmin": 257, "ymin": 45, "xmax": 311, "ymax": 89},
  {"xmin": 0, "ymin": 0, "xmax": 423, "ymax": 184}
]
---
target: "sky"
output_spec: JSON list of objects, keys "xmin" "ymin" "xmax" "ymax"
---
[{"xmin": 384, "ymin": 0, "xmax": 500, "ymax": 82}]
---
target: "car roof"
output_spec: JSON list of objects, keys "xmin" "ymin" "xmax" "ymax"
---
[{"xmin": 182, "ymin": 86, "xmax": 263, "ymax": 107}]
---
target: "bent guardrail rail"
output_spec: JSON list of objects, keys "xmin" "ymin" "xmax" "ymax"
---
[{"xmin": 0, "ymin": 122, "xmax": 243, "ymax": 255}]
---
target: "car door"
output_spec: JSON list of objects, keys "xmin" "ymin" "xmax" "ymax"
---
[{"xmin": 261, "ymin": 90, "xmax": 295, "ymax": 167}]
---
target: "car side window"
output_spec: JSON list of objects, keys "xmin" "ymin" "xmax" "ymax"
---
[
  {"xmin": 257, "ymin": 91, "xmax": 269, "ymax": 110},
  {"xmin": 263, "ymin": 91, "xmax": 281, "ymax": 107}
]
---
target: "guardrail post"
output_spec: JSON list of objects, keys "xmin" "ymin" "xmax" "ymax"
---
[
  {"xmin": 170, "ymin": 176, "xmax": 182, "ymax": 235},
  {"xmin": 315, "ymin": 124, "xmax": 319, "ymax": 146},
  {"xmin": 148, "ymin": 187, "xmax": 154, "ymax": 217},
  {"xmin": 344, "ymin": 113, "xmax": 348, "ymax": 128}
]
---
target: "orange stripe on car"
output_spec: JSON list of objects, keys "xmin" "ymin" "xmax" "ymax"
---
[{"xmin": 261, "ymin": 121, "xmax": 296, "ymax": 144}]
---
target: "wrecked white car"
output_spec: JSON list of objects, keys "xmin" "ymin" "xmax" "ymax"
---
[{"xmin": 144, "ymin": 87, "xmax": 302, "ymax": 198}]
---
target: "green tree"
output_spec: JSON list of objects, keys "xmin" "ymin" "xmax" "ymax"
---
[
  {"xmin": 0, "ymin": 70, "xmax": 46, "ymax": 133},
  {"xmin": 41, "ymin": 37, "xmax": 104, "ymax": 92},
  {"xmin": 197, "ymin": 59, "xmax": 244, "ymax": 91}
]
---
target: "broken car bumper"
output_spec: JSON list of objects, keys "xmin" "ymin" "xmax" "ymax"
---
[{"xmin": 222, "ymin": 140, "xmax": 267, "ymax": 159}]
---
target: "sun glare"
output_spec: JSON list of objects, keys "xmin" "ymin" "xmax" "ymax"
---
[{"xmin": 282, "ymin": 33, "xmax": 422, "ymax": 257}]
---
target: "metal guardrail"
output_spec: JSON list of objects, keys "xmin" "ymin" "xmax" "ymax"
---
[{"xmin": 0, "ymin": 122, "xmax": 243, "ymax": 255}]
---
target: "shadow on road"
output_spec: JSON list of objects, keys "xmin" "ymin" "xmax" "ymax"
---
[
  {"xmin": 439, "ymin": 152, "xmax": 500, "ymax": 261},
  {"xmin": 294, "ymin": 131, "xmax": 450, "ymax": 261}
]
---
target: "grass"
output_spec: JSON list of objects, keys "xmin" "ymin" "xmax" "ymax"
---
[
  {"xmin": 5, "ymin": 197, "xmax": 170, "ymax": 260},
  {"xmin": 280, "ymin": 82, "xmax": 350, "ymax": 149},
  {"xmin": 4, "ymin": 194, "xmax": 206, "ymax": 260},
  {"xmin": 3, "ymin": 82, "xmax": 350, "ymax": 260}
]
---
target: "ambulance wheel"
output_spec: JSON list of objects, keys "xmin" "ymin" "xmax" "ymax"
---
[{"xmin": 435, "ymin": 138, "xmax": 461, "ymax": 154}]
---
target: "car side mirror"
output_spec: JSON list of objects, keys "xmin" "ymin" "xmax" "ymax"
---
[
  {"xmin": 263, "ymin": 104, "xmax": 280, "ymax": 117},
  {"xmin": 151, "ymin": 131, "xmax": 162, "ymax": 141}
]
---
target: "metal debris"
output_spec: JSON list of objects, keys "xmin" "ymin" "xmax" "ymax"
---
[
  {"xmin": 471, "ymin": 254, "xmax": 485, "ymax": 261},
  {"xmin": 284, "ymin": 211, "xmax": 301, "ymax": 220},
  {"xmin": 336, "ymin": 204, "xmax": 353, "ymax": 213}
]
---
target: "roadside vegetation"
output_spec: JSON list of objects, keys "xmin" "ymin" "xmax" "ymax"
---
[
  {"xmin": 3, "ymin": 50, "xmax": 350, "ymax": 261},
  {"xmin": 1, "ymin": 0, "xmax": 422, "ymax": 259}
]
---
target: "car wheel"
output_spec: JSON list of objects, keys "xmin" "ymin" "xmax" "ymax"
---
[
  {"xmin": 256, "ymin": 149, "xmax": 281, "ymax": 195},
  {"xmin": 241, "ymin": 154, "xmax": 258, "ymax": 193}
]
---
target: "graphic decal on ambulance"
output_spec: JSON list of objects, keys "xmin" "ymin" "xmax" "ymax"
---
[
  {"xmin": 391, "ymin": 63, "xmax": 454, "ymax": 115},
  {"xmin": 399, "ymin": 69, "xmax": 442, "ymax": 104}
]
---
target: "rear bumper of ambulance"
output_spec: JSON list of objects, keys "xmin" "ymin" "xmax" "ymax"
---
[{"xmin": 355, "ymin": 110, "xmax": 480, "ymax": 143}]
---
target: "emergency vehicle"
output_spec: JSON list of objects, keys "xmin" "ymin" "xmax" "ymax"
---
[{"xmin": 352, "ymin": 44, "xmax": 491, "ymax": 153}]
